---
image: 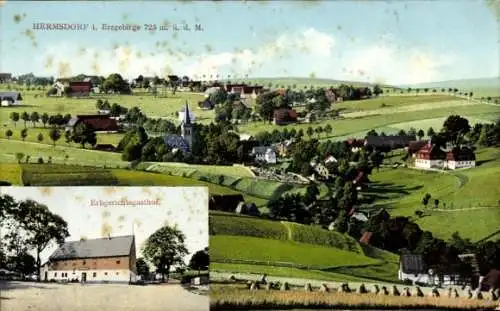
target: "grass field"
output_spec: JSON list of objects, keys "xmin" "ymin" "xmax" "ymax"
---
[
  {"xmin": 365, "ymin": 147, "xmax": 500, "ymax": 241},
  {"xmin": 209, "ymin": 213, "xmax": 400, "ymax": 283},
  {"xmin": 140, "ymin": 162, "xmax": 254, "ymax": 177}
]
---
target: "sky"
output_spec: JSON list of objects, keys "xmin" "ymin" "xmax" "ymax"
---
[
  {"xmin": 0, "ymin": 0, "xmax": 499, "ymax": 85},
  {"xmin": 0, "ymin": 187, "xmax": 209, "ymax": 265}
]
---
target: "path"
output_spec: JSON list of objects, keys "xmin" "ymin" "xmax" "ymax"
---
[
  {"xmin": 433, "ymin": 206, "xmax": 499, "ymax": 212},
  {"xmin": 0, "ymin": 281, "xmax": 208, "ymax": 311},
  {"xmin": 280, "ymin": 221, "xmax": 293, "ymax": 240}
]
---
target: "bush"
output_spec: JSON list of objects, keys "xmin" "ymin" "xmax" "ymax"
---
[{"xmin": 37, "ymin": 157, "xmax": 44, "ymax": 164}]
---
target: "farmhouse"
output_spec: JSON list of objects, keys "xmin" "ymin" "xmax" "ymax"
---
[
  {"xmin": 0, "ymin": 91, "xmax": 23, "ymax": 106},
  {"xmin": 273, "ymin": 108, "xmax": 298, "ymax": 125},
  {"xmin": 406, "ymin": 140, "xmax": 429, "ymax": 157},
  {"xmin": 66, "ymin": 115, "xmax": 119, "ymax": 132},
  {"xmin": 414, "ymin": 144, "xmax": 476, "ymax": 170},
  {"xmin": 69, "ymin": 81, "xmax": 92, "ymax": 97},
  {"xmin": 274, "ymin": 139, "xmax": 295, "ymax": 157},
  {"xmin": 39, "ymin": 235, "xmax": 137, "ymax": 284},
  {"xmin": 251, "ymin": 146, "xmax": 277, "ymax": 163},
  {"xmin": 398, "ymin": 254, "xmax": 431, "ymax": 284},
  {"xmin": 346, "ymin": 139, "xmax": 365, "ymax": 152}
]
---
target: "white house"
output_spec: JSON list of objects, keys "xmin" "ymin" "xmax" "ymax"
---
[
  {"xmin": 40, "ymin": 235, "xmax": 137, "ymax": 284},
  {"xmin": 415, "ymin": 144, "xmax": 476, "ymax": 170},
  {"xmin": 0, "ymin": 91, "xmax": 23, "ymax": 106},
  {"xmin": 251, "ymin": 146, "xmax": 277, "ymax": 164}
]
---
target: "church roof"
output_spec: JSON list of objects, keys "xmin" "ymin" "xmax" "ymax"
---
[{"xmin": 182, "ymin": 101, "xmax": 191, "ymax": 125}]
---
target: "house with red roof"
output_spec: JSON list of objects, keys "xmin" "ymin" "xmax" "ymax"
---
[
  {"xmin": 415, "ymin": 143, "xmax": 475, "ymax": 170},
  {"xmin": 273, "ymin": 108, "xmax": 298, "ymax": 125}
]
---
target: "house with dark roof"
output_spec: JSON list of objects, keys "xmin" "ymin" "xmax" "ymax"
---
[
  {"xmin": 273, "ymin": 108, "xmax": 298, "ymax": 125},
  {"xmin": 40, "ymin": 235, "xmax": 137, "ymax": 283},
  {"xmin": 69, "ymin": 81, "xmax": 92, "ymax": 97},
  {"xmin": 365, "ymin": 135, "xmax": 416, "ymax": 151},
  {"xmin": 406, "ymin": 140, "xmax": 429, "ymax": 157},
  {"xmin": 0, "ymin": 91, "xmax": 23, "ymax": 106},
  {"xmin": 398, "ymin": 254, "xmax": 430, "ymax": 284},
  {"xmin": 66, "ymin": 115, "xmax": 119, "ymax": 133},
  {"xmin": 415, "ymin": 143, "xmax": 475, "ymax": 170}
]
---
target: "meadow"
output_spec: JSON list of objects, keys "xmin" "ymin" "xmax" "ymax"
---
[
  {"xmin": 209, "ymin": 213, "xmax": 400, "ymax": 283},
  {"xmin": 365, "ymin": 147, "xmax": 500, "ymax": 241}
]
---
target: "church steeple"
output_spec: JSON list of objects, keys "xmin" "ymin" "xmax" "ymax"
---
[{"xmin": 181, "ymin": 101, "xmax": 193, "ymax": 150}]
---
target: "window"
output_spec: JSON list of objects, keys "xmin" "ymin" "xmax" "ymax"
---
[
  {"xmin": 104, "ymin": 272, "xmax": 108, "ymax": 276},
  {"xmin": 116, "ymin": 260, "xmax": 120, "ymax": 264},
  {"xmin": 93, "ymin": 272, "xmax": 97, "ymax": 278},
  {"xmin": 54, "ymin": 272, "xmax": 57, "ymax": 277},
  {"xmin": 82, "ymin": 260, "xmax": 86, "ymax": 265},
  {"xmin": 116, "ymin": 272, "xmax": 119, "ymax": 275}
]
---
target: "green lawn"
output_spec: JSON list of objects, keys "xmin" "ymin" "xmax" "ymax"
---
[
  {"xmin": 140, "ymin": 161, "xmax": 254, "ymax": 177},
  {"xmin": 365, "ymin": 147, "xmax": 500, "ymax": 241},
  {"xmin": 0, "ymin": 90, "xmax": 210, "ymax": 125},
  {"xmin": 1, "ymin": 125, "xmax": 124, "ymax": 147},
  {"xmin": 0, "ymin": 163, "xmax": 22, "ymax": 184},
  {"xmin": 210, "ymin": 235, "xmax": 380, "ymax": 269}
]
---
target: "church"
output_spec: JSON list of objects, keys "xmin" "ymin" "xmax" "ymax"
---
[{"xmin": 163, "ymin": 101, "xmax": 194, "ymax": 152}]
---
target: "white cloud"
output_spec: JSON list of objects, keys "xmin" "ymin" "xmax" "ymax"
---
[{"xmin": 35, "ymin": 28, "xmax": 459, "ymax": 84}]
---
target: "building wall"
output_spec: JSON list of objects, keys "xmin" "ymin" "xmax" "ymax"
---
[
  {"xmin": 42, "ymin": 268, "xmax": 135, "ymax": 283},
  {"xmin": 50, "ymin": 256, "xmax": 131, "ymax": 271},
  {"xmin": 264, "ymin": 152, "xmax": 277, "ymax": 163},
  {"xmin": 447, "ymin": 160, "xmax": 475, "ymax": 170}
]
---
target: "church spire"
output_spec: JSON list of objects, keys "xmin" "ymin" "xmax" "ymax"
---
[{"xmin": 183, "ymin": 101, "xmax": 191, "ymax": 125}]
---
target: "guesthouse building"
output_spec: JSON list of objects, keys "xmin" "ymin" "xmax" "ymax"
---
[
  {"xmin": 66, "ymin": 115, "xmax": 119, "ymax": 133},
  {"xmin": 40, "ymin": 235, "xmax": 137, "ymax": 284},
  {"xmin": 251, "ymin": 146, "xmax": 277, "ymax": 164},
  {"xmin": 0, "ymin": 91, "xmax": 23, "ymax": 106}
]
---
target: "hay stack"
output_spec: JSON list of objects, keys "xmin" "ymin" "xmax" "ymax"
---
[
  {"xmin": 413, "ymin": 286, "xmax": 424, "ymax": 297},
  {"xmin": 401, "ymin": 287, "xmax": 412, "ymax": 297},
  {"xmin": 319, "ymin": 283, "xmax": 329, "ymax": 293},
  {"xmin": 358, "ymin": 283, "xmax": 368, "ymax": 294},
  {"xmin": 465, "ymin": 287, "xmax": 473, "ymax": 299},
  {"xmin": 372, "ymin": 284, "xmax": 380, "ymax": 295},
  {"xmin": 280, "ymin": 282, "xmax": 290, "ymax": 291},
  {"xmin": 486, "ymin": 288, "xmax": 498, "ymax": 301},
  {"xmin": 429, "ymin": 286, "xmax": 440, "ymax": 297},
  {"xmin": 338, "ymin": 283, "xmax": 351, "ymax": 293},
  {"xmin": 246, "ymin": 280, "xmax": 253, "ymax": 289},
  {"xmin": 265, "ymin": 282, "xmax": 273, "ymax": 291},
  {"xmin": 304, "ymin": 283, "xmax": 312, "ymax": 292},
  {"xmin": 379, "ymin": 286, "xmax": 389, "ymax": 296},
  {"xmin": 472, "ymin": 289, "xmax": 483, "ymax": 300},
  {"xmin": 249, "ymin": 281, "xmax": 260, "ymax": 290},
  {"xmin": 391, "ymin": 285, "xmax": 400, "ymax": 296},
  {"xmin": 260, "ymin": 274, "xmax": 267, "ymax": 284}
]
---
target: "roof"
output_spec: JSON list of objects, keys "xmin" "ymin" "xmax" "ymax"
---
[
  {"xmin": 446, "ymin": 147, "xmax": 475, "ymax": 161},
  {"xmin": 0, "ymin": 91, "xmax": 22, "ymax": 100},
  {"xmin": 365, "ymin": 135, "xmax": 416, "ymax": 147},
  {"xmin": 66, "ymin": 115, "xmax": 118, "ymax": 131},
  {"xmin": 400, "ymin": 254, "xmax": 426, "ymax": 274},
  {"xmin": 407, "ymin": 140, "xmax": 429, "ymax": 153},
  {"xmin": 49, "ymin": 235, "xmax": 134, "ymax": 260},
  {"xmin": 164, "ymin": 134, "xmax": 189, "ymax": 152},
  {"xmin": 252, "ymin": 146, "xmax": 275, "ymax": 154}
]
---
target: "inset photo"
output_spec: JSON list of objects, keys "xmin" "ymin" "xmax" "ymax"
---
[{"xmin": 0, "ymin": 186, "xmax": 209, "ymax": 311}]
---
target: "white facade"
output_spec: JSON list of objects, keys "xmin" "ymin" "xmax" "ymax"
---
[
  {"xmin": 398, "ymin": 270, "xmax": 459, "ymax": 286},
  {"xmin": 447, "ymin": 160, "xmax": 475, "ymax": 170},
  {"xmin": 415, "ymin": 159, "xmax": 475, "ymax": 170},
  {"xmin": 1, "ymin": 99, "xmax": 21, "ymax": 106},
  {"xmin": 40, "ymin": 267, "xmax": 137, "ymax": 283},
  {"xmin": 254, "ymin": 149, "xmax": 277, "ymax": 164}
]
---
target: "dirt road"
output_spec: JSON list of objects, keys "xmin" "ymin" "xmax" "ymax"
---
[{"xmin": 0, "ymin": 281, "xmax": 209, "ymax": 311}]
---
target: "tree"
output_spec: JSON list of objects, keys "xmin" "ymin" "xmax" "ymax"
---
[
  {"xmin": 5, "ymin": 129, "xmax": 13, "ymax": 140},
  {"xmin": 142, "ymin": 225, "xmax": 188, "ymax": 283},
  {"xmin": 15, "ymin": 152, "xmax": 24, "ymax": 164},
  {"xmin": 20, "ymin": 128, "xmax": 28, "ymax": 141},
  {"xmin": 21, "ymin": 112, "xmax": 30, "ymax": 128},
  {"xmin": 442, "ymin": 115, "xmax": 471, "ymax": 146},
  {"xmin": 417, "ymin": 129, "xmax": 425, "ymax": 140},
  {"xmin": 30, "ymin": 112, "xmax": 40, "ymax": 127},
  {"xmin": 324, "ymin": 124, "xmax": 333, "ymax": 137},
  {"xmin": 306, "ymin": 126, "xmax": 314, "ymax": 138},
  {"xmin": 15, "ymin": 199, "xmax": 69, "ymax": 278},
  {"xmin": 64, "ymin": 130, "xmax": 71, "ymax": 145},
  {"xmin": 49, "ymin": 127, "xmax": 61, "ymax": 146},
  {"xmin": 427, "ymin": 127, "xmax": 435, "ymax": 138},
  {"xmin": 433, "ymin": 199, "xmax": 440, "ymax": 209},
  {"xmin": 37, "ymin": 133, "xmax": 44, "ymax": 143},
  {"xmin": 188, "ymin": 247, "xmax": 209, "ymax": 274},
  {"xmin": 422, "ymin": 193, "xmax": 432, "ymax": 208},
  {"xmin": 71, "ymin": 123, "xmax": 97, "ymax": 148},
  {"xmin": 136, "ymin": 257, "xmax": 150, "ymax": 280},
  {"xmin": 10, "ymin": 112, "xmax": 20, "ymax": 128},
  {"xmin": 407, "ymin": 127, "xmax": 417, "ymax": 137},
  {"xmin": 41, "ymin": 113, "xmax": 49, "ymax": 128},
  {"xmin": 373, "ymin": 84, "xmax": 383, "ymax": 96},
  {"xmin": 7, "ymin": 252, "xmax": 37, "ymax": 276}
]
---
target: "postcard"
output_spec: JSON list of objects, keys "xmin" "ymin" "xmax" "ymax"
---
[{"xmin": 0, "ymin": 186, "xmax": 209, "ymax": 311}]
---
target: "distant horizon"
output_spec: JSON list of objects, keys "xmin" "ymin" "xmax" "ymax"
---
[{"xmin": 1, "ymin": 1, "xmax": 498, "ymax": 85}]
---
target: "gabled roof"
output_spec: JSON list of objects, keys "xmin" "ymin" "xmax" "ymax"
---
[
  {"xmin": 365, "ymin": 135, "xmax": 416, "ymax": 147},
  {"xmin": 49, "ymin": 235, "xmax": 134, "ymax": 261},
  {"xmin": 400, "ymin": 254, "xmax": 426, "ymax": 274},
  {"xmin": 446, "ymin": 147, "xmax": 475, "ymax": 161},
  {"xmin": 0, "ymin": 91, "xmax": 22, "ymax": 100},
  {"xmin": 164, "ymin": 134, "xmax": 189, "ymax": 152},
  {"xmin": 252, "ymin": 146, "xmax": 275, "ymax": 154}
]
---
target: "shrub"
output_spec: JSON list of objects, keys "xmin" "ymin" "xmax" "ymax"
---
[{"xmin": 37, "ymin": 157, "xmax": 44, "ymax": 164}]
